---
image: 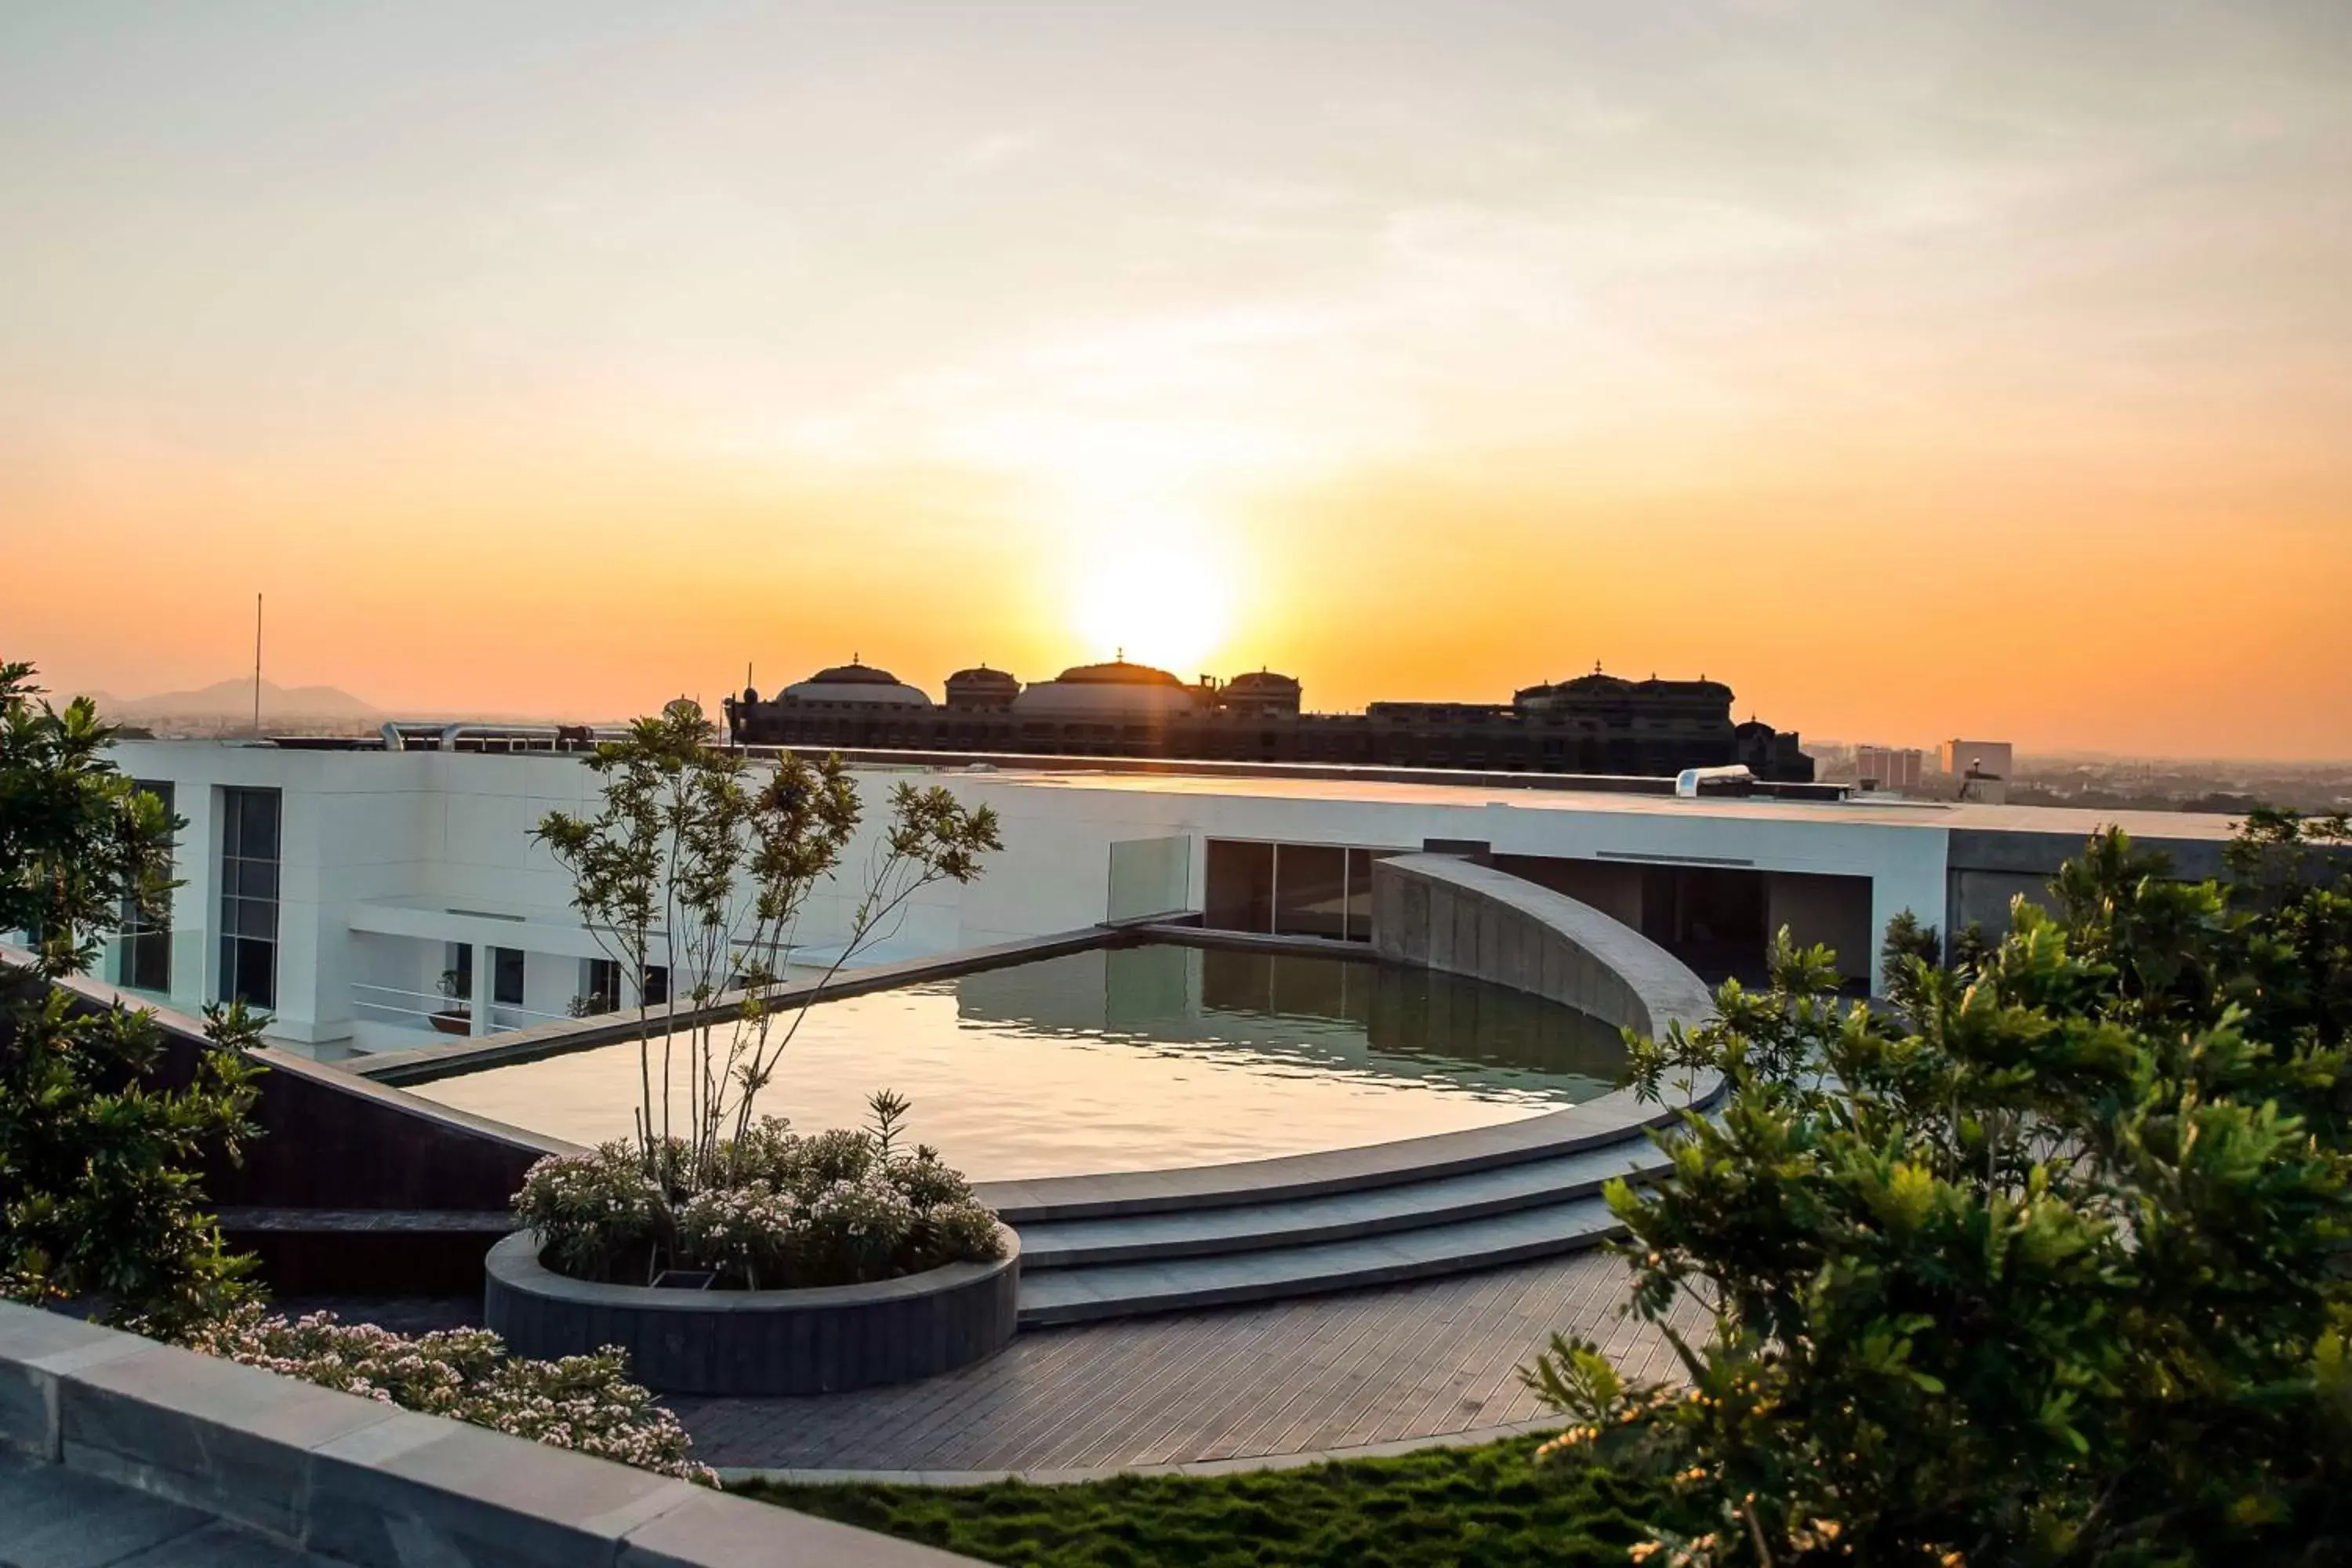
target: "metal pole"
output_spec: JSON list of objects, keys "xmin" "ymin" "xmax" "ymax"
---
[{"xmin": 252, "ymin": 593, "xmax": 263, "ymax": 734}]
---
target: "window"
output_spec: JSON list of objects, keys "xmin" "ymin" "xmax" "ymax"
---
[
  {"xmin": 492, "ymin": 946, "xmax": 525, "ymax": 1007},
  {"xmin": 444, "ymin": 942, "xmax": 473, "ymax": 1001},
  {"xmin": 583, "ymin": 957, "xmax": 619, "ymax": 1013},
  {"xmin": 643, "ymin": 964, "xmax": 670, "ymax": 1006},
  {"xmin": 1206, "ymin": 840, "xmax": 1392, "ymax": 942},
  {"xmin": 1204, "ymin": 840, "xmax": 1274, "ymax": 933},
  {"xmin": 1272, "ymin": 844, "xmax": 1347, "ymax": 939},
  {"xmin": 1344, "ymin": 848, "xmax": 1377, "ymax": 942},
  {"xmin": 218, "ymin": 787, "xmax": 280, "ymax": 1010},
  {"xmin": 118, "ymin": 779, "xmax": 175, "ymax": 992}
]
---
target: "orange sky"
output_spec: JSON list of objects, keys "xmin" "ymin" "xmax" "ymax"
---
[{"xmin": 5, "ymin": 4, "xmax": 2350, "ymax": 757}]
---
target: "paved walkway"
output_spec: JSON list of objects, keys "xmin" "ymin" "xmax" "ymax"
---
[
  {"xmin": 673, "ymin": 1250, "xmax": 1702, "ymax": 1475},
  {"xmin": 291, "ymin": 1249, "xmax": 1703, "ymax": 1478}
]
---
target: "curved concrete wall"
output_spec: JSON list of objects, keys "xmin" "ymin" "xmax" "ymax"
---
[
  {"xmin": 485, "ymin": 1230, "xmax": 1021, "ymax": 1396},
  {"xmin": 1370, "ymin": 853, "xmax": 1714, "ymax": 1038}
]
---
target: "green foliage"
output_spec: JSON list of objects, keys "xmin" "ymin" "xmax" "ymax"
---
[
  {"xmin": 515, "ymin": 1107, "xmax": 1003, "ymax": 1290},
  {"xmin": 1, "ymin": 659, "xmax": 177, "ymax": 978},
  {"xmin": 741, "ymin": 1435, "xmax": 1688, "ymax": 1567},
  {"xmin": 1526, "ymin": 822, "xmax": 2352, "ymax": 1565},
  {"xmin": 2, "ymin": 659, "xmax": 267, "ymax": 1335}
]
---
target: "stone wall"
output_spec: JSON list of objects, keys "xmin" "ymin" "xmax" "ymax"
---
[{"xmin": 0, "ymin": 1300, "xmax": 970, "ymax": 1565}]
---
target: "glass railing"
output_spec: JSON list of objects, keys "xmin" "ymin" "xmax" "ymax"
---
[{"xmin": 350, "ymin": 982, "xmax": 576, "ymax": 1036}]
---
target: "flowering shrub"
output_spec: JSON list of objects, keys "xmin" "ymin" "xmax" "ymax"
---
[
  {"xmin": 180, "ymin": 1304, "xmax": 713, "ymax": 1483},
  {"xmin": 515, "ymin": 1109, "xmax": 1004, "ymax": 1290},
  {"xmin": 511, "ymin": 1138, "xmax": 666, "ymax": 1279}
]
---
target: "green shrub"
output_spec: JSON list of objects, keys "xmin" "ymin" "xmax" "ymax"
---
[
  {"xmin": 2, "ymin": 658, "xmax": 266, "ymax": 1336},
  {"xmin": 1526, "ymin": 819, "xmax": 2352, "ymax": 1565}
]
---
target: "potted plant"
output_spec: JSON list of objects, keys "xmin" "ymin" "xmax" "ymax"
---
[
  {"xmin": 429, "ymin": 967, "xmax": 472, "ymax": 1035},
  {"xmin": 486, "ymin": 700, "xmax": 1013, "ymax": 1394}
]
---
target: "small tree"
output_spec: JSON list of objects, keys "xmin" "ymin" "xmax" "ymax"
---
[
  {"xmin": 1526, "ymin": 822, "xmax": 2352, "ymax": 1565},
  {"xmin": 1, "ymin": 659, "xmax": 265, "ymax": 1334},
  {"xmin": 532, "ymin": 699, "xmax": 1000, "ymax": 1189}
]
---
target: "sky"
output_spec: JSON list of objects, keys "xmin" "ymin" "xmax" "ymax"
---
[{"xmin": 4, "ymin": 2, "xmax": 2350, "ymax": 757}]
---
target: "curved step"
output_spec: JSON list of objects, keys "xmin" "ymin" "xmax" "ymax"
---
[
  {"xmin": 1015, "ymin": 1193, "xmax": 1624, "ymax": 1326},
  {"xmin": 1016, "ymin": 1139, "xmax": 1664, "ymax": 1269}
]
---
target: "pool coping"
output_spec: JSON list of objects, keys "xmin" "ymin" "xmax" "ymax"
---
[{"xmin": 352, "ymin": 924, "xmax": 1129, "ymax": 1087}]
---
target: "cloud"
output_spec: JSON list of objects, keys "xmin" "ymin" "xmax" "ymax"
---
[{"xmin": 961, "ymin": 129, "xmax": 1044, "ymax": 169}]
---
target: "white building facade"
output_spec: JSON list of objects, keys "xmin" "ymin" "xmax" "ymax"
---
[{"xmin": 41, "ymin": 739, "xmax": 2234, "ymax": 1054}]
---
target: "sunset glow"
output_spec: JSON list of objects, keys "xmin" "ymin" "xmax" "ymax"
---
[{"xmin": 4, "ymin": 4, "xmax": 2350, "ymax": 755}]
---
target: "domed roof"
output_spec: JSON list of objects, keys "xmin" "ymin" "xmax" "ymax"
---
[
  {"xmin": 946, "ymin": 665, "xmax": 1021, "ymax": 690},
  {"xmin": 804, "ymin": 660, "xmax": 904, "ymax": 686},
  {"xmin": 1013, "ymin": 659, "xmax": 1205, "ymax": 717},
  {"xmin": 1225, "ymin": 669, "xmax": 1300, "ymax": 692},
  {"xmin": 1049, "ymin": 660, "xmax": 1186, "ymax": 688},
  {"xmin": 781, "ymin": 660, "xmax": 931, "ymax": 706}
]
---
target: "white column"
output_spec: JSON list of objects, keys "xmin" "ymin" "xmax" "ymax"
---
[{"xmin": 470, "ymin": 941, "xmax": 494, "ymax": 1036}]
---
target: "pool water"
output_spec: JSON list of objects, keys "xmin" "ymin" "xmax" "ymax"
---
[{"xmin": 409, "ymin": 944, "xmax": 1629, "ymax": 1181}]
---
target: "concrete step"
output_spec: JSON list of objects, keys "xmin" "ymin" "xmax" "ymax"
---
[
  {"xmin": 1014, "ymin": 1193, "xmax": 1625, "ymax": 1326},
  {"xmin": 1016, "ymin": 1140, "xmax": 1664, "ymax": 1270}
]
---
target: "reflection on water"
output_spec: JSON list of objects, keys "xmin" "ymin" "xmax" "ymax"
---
[{"xmin": 411, "ymin": 944, "xmax": 1628, "ymax": 1181}]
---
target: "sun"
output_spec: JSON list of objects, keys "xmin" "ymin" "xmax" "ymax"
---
[{"xmin": 1068, "ymin": 537, "xmax": 1234, "ymax": 677}]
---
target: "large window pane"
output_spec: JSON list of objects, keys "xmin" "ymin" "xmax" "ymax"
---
[
  {"xmin": 118, "ymin": 780, "xmax": 176, "ymax": 992},
  {"xmin": 225, "ymin": 895, "xmax": 276, "ymax": 938},
  {"xmin": 1203, "ymin": 840, "xmax": 1274, "ymax": 933},
  {"xmin": 493, "ymin": 946, "xmax": 525, "ymax": 1006},
  {"xmin": 1272, "ymin": 844, "xmax": 1347, "ymax": 939},
  {"xmin": 584, "ymin": 958, "xmax": 619, "ymax": 1013},
  {"xmin": 219, "ymin": 787, "xmax": 280, "ymax": 1014},
  {"xmin": 236, "ymin": 789, "xmax": 281, "ymax": 859},
  {"xmin": 220, "ymin": 934, "xmax": 275, "ymax": 1009},
  {"xmin": 1343, "ymin": 848, "xmax": 1375, "ymax": 942}
]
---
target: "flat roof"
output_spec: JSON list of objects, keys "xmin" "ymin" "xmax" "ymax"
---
[{"xmin": 975, "ymin": 768, "xmax": 2246, "ymax": 841}]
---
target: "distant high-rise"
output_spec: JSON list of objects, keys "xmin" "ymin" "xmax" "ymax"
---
[{"xmin": 1856, "ymin": 746, "xmax": 1926, "ymax": 791}]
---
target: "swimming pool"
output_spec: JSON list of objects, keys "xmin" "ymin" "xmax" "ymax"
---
[{"xmin": 408, "ymin": 943, "xmax": 1629, "ymax": 1181}]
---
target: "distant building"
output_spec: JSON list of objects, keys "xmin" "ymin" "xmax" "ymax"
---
[
  {"xmin": 722, "ymin": 659, "xmax": 1817, "ymax": 782},
  {"xmin": 1939, "ymin": 739, "xmax": 2013, "ymax": 780},
  {"xmin": 1940, "ymin": 738, "xmax": 2014, "ymax": 803},
  {"xmin": 1855, "ymin": 746, "xmax": 1926, "ymax": 791}
]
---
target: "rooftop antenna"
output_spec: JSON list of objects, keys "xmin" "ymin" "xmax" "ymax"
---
[{"xmin": 252, "ymin": 593, "xmax": 263, "ymax": 735}]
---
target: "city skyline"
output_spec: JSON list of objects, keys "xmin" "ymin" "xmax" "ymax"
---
[{"xmin": 7, "ymin": 2, "xmax": 2351, "ymax": 758}]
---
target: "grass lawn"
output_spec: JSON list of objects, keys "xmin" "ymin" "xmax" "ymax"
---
[{"xmin": 735, "ymin": 1435, "xmax": 1677, "ymax": 1566}]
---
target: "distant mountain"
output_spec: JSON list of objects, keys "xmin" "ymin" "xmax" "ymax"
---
[{"xmin": 90, "ymin": 678, "xmax": 384, "ymax": 722}]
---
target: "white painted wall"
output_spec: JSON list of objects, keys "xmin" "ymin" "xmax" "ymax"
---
[{"xmin": 107, "ymin": 741, "xmax": 1970, "ymax": 1049}]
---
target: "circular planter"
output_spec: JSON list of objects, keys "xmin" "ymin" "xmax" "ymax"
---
[{"xmin": 483, "ymin": 1226, "xmax": 1021, "ymax": 1396}]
